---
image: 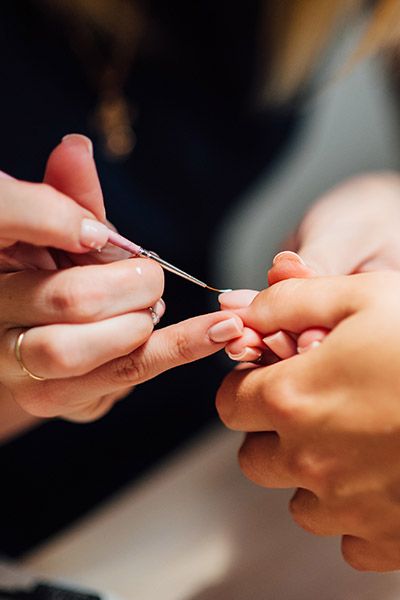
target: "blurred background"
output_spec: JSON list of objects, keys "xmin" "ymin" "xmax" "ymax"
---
[{"xmin": 1, "ymin": 1, "xmax": 400, "ymax": 598}]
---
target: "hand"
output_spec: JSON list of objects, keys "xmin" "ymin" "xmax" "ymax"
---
[
  {"xmin": 281, "ymin": 172, "xmax": 400, "ymax": 276},
  {"xmin": 222, "ymin": 173, "xmax": 400, "ymax": 362},
  {"xmin": 217, "ymin": 271, "xmax": 400, "ymax": 572},
  {"xmin": 0, "ymin": 135, "xmax": 244, "ymax": 426},
  {"xmin": 219, "ymin": 253, "xmax": 324, "ymax": 361}
]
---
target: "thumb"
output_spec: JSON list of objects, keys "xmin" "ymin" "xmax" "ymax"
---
[
  {"xmin": 44, "ymin": 134, "xmax": 106, "ymax": 221},
  {"xmin": 239, "ymin": 275, "xmax": 366, "ymax": 336},
  {"xmin": 268, "ymin": 251, "xmax": 316, "ymax": 285}
]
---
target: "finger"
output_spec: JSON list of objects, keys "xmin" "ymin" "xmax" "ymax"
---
[
  {"xmin": 44, "ymin": 134, "xmax": 105, "ymax": 221},
  {"xmin": 216, "ymin": 353, "xmax": 327, "ymax": 433},
  {"xmin": 0, "ymin": 179, "xmax": 109, "ymax": 252},
  {"xmin": 239, "ymin": 275, "xmax": 368, "ymax": 336},
  {"xmin": 262, "ymin": 331, "xmax": 297, "ymax": 359},
  {"xmin": 238, "ymin": 432, "xmax": 298, "ymax": 488},
  {"xmin": 225, "ymin": 327, "xmax": 265, "ymax": 362},
  {"xmin": 219, "ymin": 289, "xmax": 259, "ymax": 309},
  {"xmin": 297, "ymin": 328, "xmax": 330, "ymax": 354},
  {"xmin": 341, "ymin": 536, "xmax": 400, "ymax": 572},
  {"xmin": 58, "ymin": 312, "xmax": 244, "ymax": 398},
  {"xmin": 8, "ymin": 311, "xmax": 155, "ymax": 381},
  {"xmin": 0, "ymin": 259, "xmax": 164, "ymax": 326},
  {"xmin": 289, "ymin": 489, "xmax": 396, "ymax": 540},
  {"xmin": 268, "ymin": 251, "xmax": 316, "ymax": 285},
  {"xmin": 289, "ymin": 488, "xmax": 358, "ymax": 537}
]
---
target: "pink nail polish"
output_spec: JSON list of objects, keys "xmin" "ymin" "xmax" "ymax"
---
[
  {"xmin": 80, "ymin": 219, "xmax": 109, "ymax": 250},
  {"xmin": 297, "ymin": 340, "xmax": 321, "ymax": 354},
  {"xmin": 263, "ymin": 331, "xmax": 297, "ymax": 359},
  {"xmin": 153, "ymin": 298, "xmax": 166, "ymax": 320},
  {"xmin": 208, "ymin": 318, "xmax": 243, "ymax": 343},
  {"xmin": 227, "ymin": 347, "xmax": 262, "ymax": 362},
  {"xmin": 273, "ymin": 251, "xmax": 306, "ymax": 266},
  {"xmin": 62, "ymin": 134, "xmax": 93, "ymax": 156}
]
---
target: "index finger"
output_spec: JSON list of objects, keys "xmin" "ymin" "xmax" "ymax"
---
[
  {"xmin": 63, "ymin": 311, "xmax": 244, "ymax": 396},
  {"xmin": 238, "ymin": 275, "xmax": 371, "ymax": 336},
  {"xmin": 0, "ymin": 179, "xmax": 109, "ymax": 253}
]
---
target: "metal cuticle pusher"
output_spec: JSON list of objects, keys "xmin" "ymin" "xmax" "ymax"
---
[{"xmin": 107, "ymin": 229, "xmax": 232, "ymax": 293}]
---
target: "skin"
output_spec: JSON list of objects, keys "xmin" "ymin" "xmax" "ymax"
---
[
  {"xmin": 217, "ymin": 173, "xmax": 400, "ymax": 572},
  {"xmin": 217, "ymin": 272, "xmax": 400, "ymax": 572},
  {"xmin": 0, "ymin": 135, "xmax": 243, "ymax": 432},
  {"xmin": 223, "ymin": 172, "xmax": 400, "ymax": 359}
]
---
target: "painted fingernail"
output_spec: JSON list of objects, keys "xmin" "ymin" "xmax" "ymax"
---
[
  {"xmin": 80, "ymin": 219, "xmax": 109, "ymax": 250},
  {"xmin": 273, "ymin": 251, "xmax": 306, "ymax": 266},
  {"xmin": 297, "ymin": 340, "xmax": 321, "ymax": 354},
  {"xmin": 227, "ymin": 347, "xmax": 262, "ymax": 362},
  {"xmin": 263, "ymin": 331, "xmax": 297, "ymax": 359},
  {"xmin": 62, "ymin": 133, "xmax": 93, "ymax": 156},
  {"xmin": 153, "ymin": 298, "xmax": 166, "ymax": 321},
  {"xmin": 208, "ymin": 318, "xmax": 243, "ymax": 343}
]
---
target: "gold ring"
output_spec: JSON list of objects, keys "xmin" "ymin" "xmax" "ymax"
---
[{"xmin": 15, "ymin": 331, "xmax": 46, "ymax": 381}]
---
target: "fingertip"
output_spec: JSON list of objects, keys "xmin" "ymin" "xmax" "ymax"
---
[
  {"xmin": 45, "ymin": 134, "xmax": 106, "ymax": 221},
  {"xmin": 218, "ymin": 289, "xmax": 259, "ymax": 309}
]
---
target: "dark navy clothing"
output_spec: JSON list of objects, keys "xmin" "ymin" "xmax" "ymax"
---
[{"xmin": 0, "ymin": 1, "xmax": 299, "ymax": 555}]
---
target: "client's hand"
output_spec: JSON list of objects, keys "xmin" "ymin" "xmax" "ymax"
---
[
  {"xmin": 217, "ymin": 272, "xmax": 400, "ymax": 572},
  {"xmin": 285, "ymin": 172, "xmax": 400, "ymax": 276},
  {"xmin": 222, "ymin": 173, "xmax": 400, "ymax": 361},
  {"xmin": 1, "ymin": 136, "xmax": 243, "ymax": 427}
]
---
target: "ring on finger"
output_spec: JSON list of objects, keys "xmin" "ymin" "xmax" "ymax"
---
[
  {"xmin": 149, "ymin": 306, "xmax": 160, "ymax": 326},
  {"xmin": 14, "ymin": 331, "xmax": 46, "ymax": 381}
]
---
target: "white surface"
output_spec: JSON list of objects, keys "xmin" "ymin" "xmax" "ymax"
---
[{"xmin": 22, "ymin": 426, "xmax": 400, "ymax": 600}]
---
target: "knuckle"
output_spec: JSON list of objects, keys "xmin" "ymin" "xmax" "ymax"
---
[
  {"xmin": 36, "ymin": 334, "xmax": 78, "ymax": 375},
  {"xmin": 109, "ymin": 352, "xmax": 149, "ymax": 385},
  {"xmin": 170, "ymin": 327, "xmax": 196, "ymax": 363},
  {"xmin": 49, "ymin": 275, "xmax": 102, "ymax": 322},
  {"xmin": 262, "ymin": 376, "xmax": 306, "ymax": 431},
  {"xmin": 286, "ymin": 449, "xmax": 336, "ymax": 493}
]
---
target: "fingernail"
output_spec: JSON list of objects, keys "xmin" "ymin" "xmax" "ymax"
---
[
  {"xmin": 297, "ymin": 340, "xmax": 321, "ymax": 354},
  {"xmin": 208, "ymin": 318, "xmax": 243, "ymax": 343},
  {"xmin": 263, "ymin": 331, "xmax": 297, "ymax": 359},
  {"xmin": 0, "ymin": 170, "xmax": 14, "ymax": 180},
  {"xmin": 227, "ymin": 347, "xmax": 262, "ymax": 362},
  {"xmin": 80, "ymin": 219, "xmax": 109, "ymax": 250},
  {"xmin": 273, "ymin": 251, "xmax": 306, "ymax": 266},
  {"xmin": 62, "ymin": 134, "xmax": 93, "ymax": 156},
  {"xmin": 153, "ymin": 298, "xmax": 166, "ymax": 320}
]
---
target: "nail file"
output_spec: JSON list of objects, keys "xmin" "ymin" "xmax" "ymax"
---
[{"xmin": 107, "ymin": 230, "xmax": 231, "ymax": 293}]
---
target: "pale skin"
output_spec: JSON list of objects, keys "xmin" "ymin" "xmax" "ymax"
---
[
  {"xmin": 217, "ymin": 172, "xmax": 400, "ymax": 572},
  {"xmin": 0, "ymin": 134, "xmax": 244, "ymax": 439}
]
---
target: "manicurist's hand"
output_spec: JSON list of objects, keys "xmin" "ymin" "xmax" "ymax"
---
[
  {"xmin": 0, "ymin": 135, "xmax": 244, "ymax": 428},
  {"xmin": 217, "ymin": 271, "xmax": 400, "ymax": 572}
]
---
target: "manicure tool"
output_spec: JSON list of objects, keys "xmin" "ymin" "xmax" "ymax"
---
[{"xmin": 107, "ymin": 230, "xmax": 231, "ymax": 293}]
